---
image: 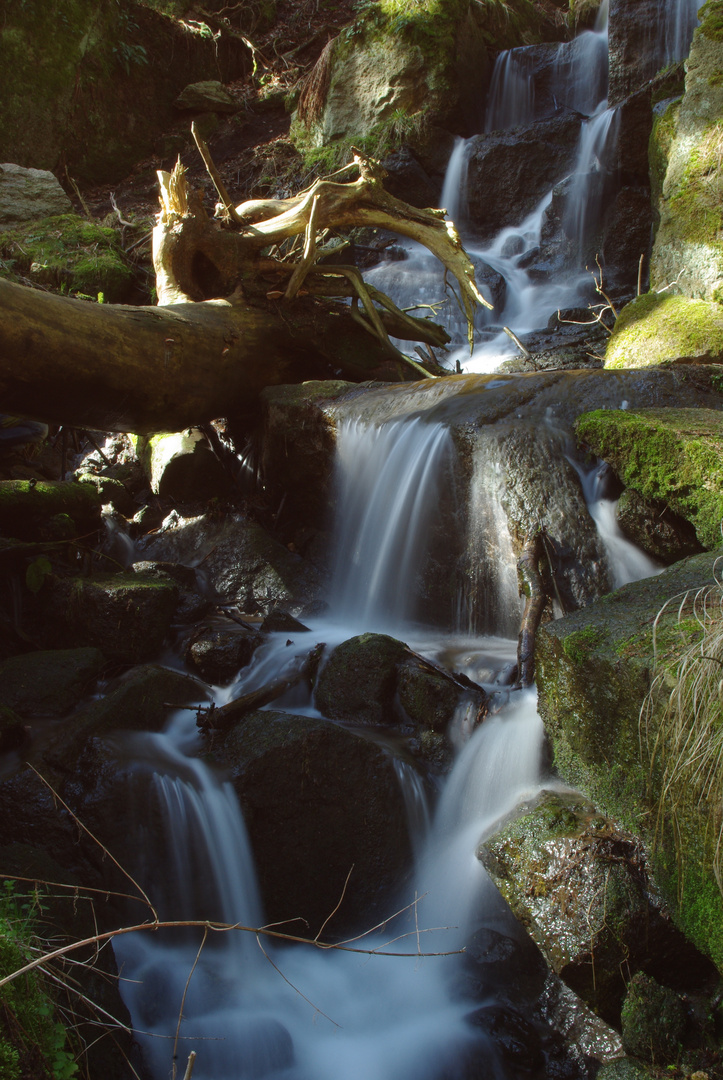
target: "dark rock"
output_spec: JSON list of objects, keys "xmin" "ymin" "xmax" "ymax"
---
[
  {"xmin": 135, "ymin": 429, "xmax": 235, "ymax": 502},
  {"xmin": 314, "ymin": 633, "xmax": 407, "ymax": 726},
  {"xmin": 615, "ymin": 488, "xmax": 703, "ymax": 564},
  {"xmin": 185, "ymin": 623, "xmax": 264, "ymax": 684},
  {"xmin": 0, "ymin": 647, "xmax": 105, "ymax": 717},
  {"xmin": 76, "ymin": 472, "xmax": 135, "ymax": 517},
  {"xmin": 621, "ymin": 972, "xmax": 687, "ymax": 1063},
  {"xmin": 212, "ymin": 710, "xmax": 412, "ymax": 935},
  {"xmin": 0, "ymin": 478, "xmax": 101, "ymax": 541},
  {"xmin": 601, "ymin": 187, "xmax": 654, "ymax": 291},
  {"xmin": 468, "ymin": 1003, "xmax": 545, "ymax": 1075},
  {"xmin": 0, "ymin": 704, "xmax": 27, "ymax": 752},
  {"xmin": 260, "ymin": 609, "xmax": 310, "ymax": 634},
  {"xmin": 40, "ymin": 572, "xmax": 179, "ymax": 665},
  {"xmin": 466, "ymin": 114, "xmax": 583, "ymax": 241},
  {"xmin": 608, "ymin": 0, "xmax": 661, "ymax": 106},
  {"xmin": 381, "ymin": 148, "xmax": 440, "ymax": 209},
  {"xmin": 396, "ymin": 658, "xmax": 464, "ymax": 733}
]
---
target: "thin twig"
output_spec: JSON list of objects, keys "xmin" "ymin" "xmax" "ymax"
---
[{"xmin": 172, "ymin": 929, "xmax": 207, "ymax": 1079}]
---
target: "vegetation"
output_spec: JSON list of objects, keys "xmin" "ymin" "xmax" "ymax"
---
[
  {"xmin": 0, "ymin": 883, "xmax": 77, "ymax": 1080},
  {"xmin": 604, "ymin": 292, "xmax": 723, "ymax": 368}
]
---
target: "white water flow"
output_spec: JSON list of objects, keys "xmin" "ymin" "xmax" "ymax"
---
[
  {"xmin": 575, "ymin": 458, "xmax": 663, "ymax": 588},
  {"xmin": 113, "ymin": 409, "xmax": 555, "ymax": 1079},
  {"xmin": 662, "ymin": 0, "xmax": 701, "ymax": 63},
  {"xmin": 329, "ymin": 415, "xmax": 453, "ymax": 629}
]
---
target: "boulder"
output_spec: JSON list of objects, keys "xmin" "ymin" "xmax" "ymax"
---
[
  {"xmin": 0, "ymin": 164, "xmax": 71, "ymax": 227},
  {"xmin": 138, "ymin": 512, "xmax": 323, "ymax": 617},
  {"xmin": 480, "ymin": 789, "xmax": 714, "ymax": 1024},
  {"xmin": 615, "ymin": 488, "xmax": 703, "ymax": 564},
  {"xmin": 0, "ymin": 478, "xmax": 102, "ymax": 541},
  {"xmin": 174, "ymin": 80, "xmax": 238, "ymax": 113},
  {"xmin": 601, "ymin": 187, "xmax": 654, "ymax": 291},
  {"xmin": 134, "ymin": 429, "xmax": 234, "ymax": 502},
  {"xmin": 465, "ymin": 114, "xmax": 583, "ymax": 241},
  {"xmin": 650, "ymin": 22, "xmax": 723, "ymax": 300},
  {"xmin": 620, "ymin": 972, "xmax": 687, "ymax": 1063},
  {"xmin": 535, "ymin": 548, "xmax": 723, "ymax": 971},
  {"xmin": 0, "ymin": 647, "xmax": 105, "ymax": 717},
  {"xmin": 185, "ymin": 622, "xmax": 264, "ymax": 684},
  {"xmin": 576, "ymin": 407, "xmax": 723, "ymax": 548},
  {"xmin": 212, "ymin": 710, "xmax": 412, "ymax": 935},
  {"xmin": 39, "ymin": 571, "xmax": 180, "ymax": 664},
  {"xmin": 604, "ymin": 293, "xmax": 723, "ymax": 368},
  {"xmin": 314, "ymin": 633, "xmax": 486, "ymax": 742}
]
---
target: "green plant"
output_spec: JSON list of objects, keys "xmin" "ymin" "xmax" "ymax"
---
[{"xmin": 0, "ymin": 882, "xmax": 78, "ymax": 1079}]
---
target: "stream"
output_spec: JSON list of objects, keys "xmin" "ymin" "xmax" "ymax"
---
[{"xmin": 112, "ymin": 2, "xmax": 699, "ymax": 1077}]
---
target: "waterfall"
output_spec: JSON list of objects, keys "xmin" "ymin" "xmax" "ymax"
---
[
  {"xmin": 439, "ymin": 136, "xmax": 469, "ymax": 225},
  {"xmin": 662, "ymin": 0, "xmax": 701, "ymax": 63},
  {"xmin": 329, "ymin": 416, "xmax": 453, "ymax": 629},
  {"xmin": 563, "ymin": 105, "xmax": 621, "ymax": 262},
  {"xmin": 484, "ymin": 48, "xmax": 538, "ymax": 132}
]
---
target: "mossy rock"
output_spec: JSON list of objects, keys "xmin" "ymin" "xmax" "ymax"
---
[
  {"xmin": 314, "ymin": 633, "xmax": 408, "ymax": 726},
  {"xmin": 0, "ymin": 647, "xmax": 105, "ymax": 717},
  {"xmin": 576, "ymin": 407, "xmax": 723, "ymax": 549},
  {"xmin": 0, "ymin": 213, "xmax": 136, "ymax": 302},
  {"xmin": 620, "ymin": 972, "xmax": 686, "ymax": 1063},
  {"xmin": 40, "ymin": 572, "xmax": 179, "ymax": 664},
  {"xmin": 536, "ymin": 549, "xmax": 723, "ymax": 973},
  {"xmin": 479, "ymin": 790, "xmax": 701, "ymax": 1025},
  {"xmin": 0, "ymin": 478, "xmax": 102, "ymax": 541},
  {"xmin": 699, "ymin": 0, "xmax": 723, "ymax": 42},
  {"xmin": 648, "ymin": 97, "xmax": 681, "ymax": 213},
  {"xmin": 135, "ymin": 429, "xmax": 234, "ymax": 501},
  {"xmin": 604, "ymin": 293, "xmax": 723, "ymax": 369}
]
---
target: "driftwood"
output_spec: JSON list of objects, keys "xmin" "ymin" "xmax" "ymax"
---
[
  {"xmin": 515, "ymin": 531, "xmax": 547, "ymax": 687},
  {"xmin": 199, "ymin": 642, "xmax": 325, "ymax": 733},
  {"xmin": 0, "ymin": 149, "xmax": 491, "ymax": 434}
]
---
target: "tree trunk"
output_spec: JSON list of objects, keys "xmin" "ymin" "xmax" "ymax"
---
[{"xmin": 0, "ymin": 278, "xmax": 430, "ymax": 433}]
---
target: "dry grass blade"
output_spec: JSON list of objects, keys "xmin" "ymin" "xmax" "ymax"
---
[{"xmin": 640, "ymin": 565, "xmax": 723, "ymax": 897}]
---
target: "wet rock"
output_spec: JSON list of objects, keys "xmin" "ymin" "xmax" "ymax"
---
[
  {"xmin": 608, "ymin": 0, "xmax": 662, "ymax": 106},
  {"xmin": 259, "ymin": 381, "xmax": 352, "ymax": 534},
  {"xmin": 620, "ymin": 972, "xmax": 687, "ymax": 1063},
  {"xmin": 260, "ymin": 609, "xmax": 310, "ymax": 635},
  {"xmin": 576, "ymin": 407, "xmax": 723, "ymax": 549},
  {"xmin": 130, "ymin": 560, "xmax": 212, "ymax": 624},
  {"xmin": 76, "ymin": 472, "xmax": 136, "ymax": 517},
  {"xmin": 535, "ymin": 548, "xmax": 723, "ymax": 973},
  {"xmin": 601, "ymin": 187, "xmax": 654, "ymax": 291},
  {"xmin": 479, "ymin": 789, "xmax": 707, "ymax": 1025},
  {"xmin": 40, "ymin": 572, "xmax": 179, "ymax": 665},
  {"xmin": 314, "ymin": 633, "xmax": 407, "ymax": 726},
  {"xmin": 134, "ymin": 429, "xmax": 234, "ymax": 502},
  {"xmin": 0, "ymin": 704, "xmax": 27, "ymax": 752},
  {"xmin": 596, "ymin": 1060, "xmax": 653, "ymax": 1079},
  {"xmin": 0, "ymin": 478, "xmax": 101, "ymax": 540},
  {"xmin": 0, "ymin": 647, "xmax": 105, "ymax": 717},
  {"xmin": 615, "ymin": 488, "xmax": 703, "ymax": 564},
  {"xmin": 174, "ymin": 80, "xmax": 239, "ymax": 113},
  {"xmin": 469, "ymin": 1003, "xmax": 545, "ymax": 1075},
  {"xmin": 185, "ymin": 623, "xmax": 264, "ymax": 684},
  {"xmin": 650, "ymin": 24, "xmax": 723, "ymax": 300},
  {"xmin": 0, "ymin": 163, "xmax": 72, "ymax": 227},
  {"xmin": 43, "ymin": 664, "xmax": 209, "ymax": 774},
  {"xmin": 138, "ymin": 512, "xmax": 323, "ymax": 618},
  {"xmin": 212, "ymin": 710, "xmax": 411, "ymax": 935},
  {"xmin": 466, "ymin": 115, "xmax": 582, "ymax": 241},
  {"xmin": 381, "ymin": 148, "xmax": 439, "ymax": 209},
  {"xmin": 314, "ymin": 633, "xmax": 485, "ymax": 737}
]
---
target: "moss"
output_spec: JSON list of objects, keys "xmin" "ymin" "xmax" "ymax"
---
[
  {"xmin": 576, "ymin": 407, "xmax": 723, "ymax": 549},
  {"xmin": 562, "ymin": 625, "xmax": 605, "ymax": 664},
  {"xmin": 660, "ymin": 117, "xmax": 723, "ymax": 248},
  {"xmin": 648, "ymin": 99, "xmax": 681, "ymax": 210},
  {"xmin": 605, "ymin": 292, "xmax": 723, "ymax": 368},
  {"xmin": 699, "ymin": 0, "xmax": 723, "ymax": 41},
  {"xmin": 0, "ymin": 214, "xmax": 135, "ymax": 302}
]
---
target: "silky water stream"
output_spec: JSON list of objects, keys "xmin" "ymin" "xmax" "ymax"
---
[{"xmin": 113, "ymin": 404, "xmax": 662, "ymax": 1079}]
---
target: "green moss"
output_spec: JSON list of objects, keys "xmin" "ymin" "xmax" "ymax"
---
[
  {"xmin": 562, "ymin": 625, "xmax": 605, "ymax": 664},
  {"xmin": 576, "ymin": 407, "xmax": 723, "ymax": 548},
  {"xmin": 667, "ymin": 118, "xmax": 723, "ymax": 246},
  {"xmin": 605, "ymin": 292, "xmax": 723, "ymax": 368},
  {"xmin": 0, "ymin": 214, "xmax": 135, "ymax": 302},
  {"xmin": 0, "ymin": 883, "xmax": 78, "ymax": 1079},
  {"xmin": 648, "ymin": 99, "xmax": 680, "ymax": 210},
  {"xmin": 699, "ymin": 0, "xmax": 723, "ymax": 41}
]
